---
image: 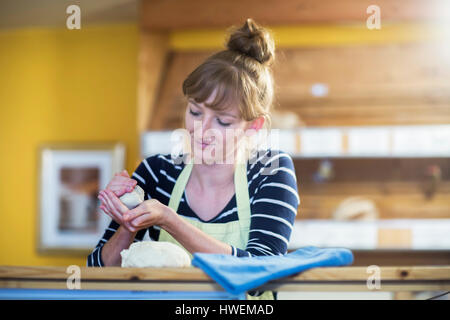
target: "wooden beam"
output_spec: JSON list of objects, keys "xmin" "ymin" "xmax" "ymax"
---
[
  {"xmin": 137, "ymin": 31, "xmax": 170, "ymax": 134},
  {"xmin": 141, "ymin": 0, "xmax": 450, "ymax": 30}
]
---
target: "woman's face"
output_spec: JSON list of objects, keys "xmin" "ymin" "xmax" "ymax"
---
[{"xmin": 184, "ymin": 89, "xmax": 253, "ymax": 165}]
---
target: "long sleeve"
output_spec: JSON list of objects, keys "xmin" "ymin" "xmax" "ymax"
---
[{"xmin": 233, "ymin": 151, "xmax": 300, "ymax": 258}]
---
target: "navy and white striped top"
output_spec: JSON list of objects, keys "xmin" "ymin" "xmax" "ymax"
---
[{"xmin": 87, "ymin": 149, "xmax": 300, "ymax": 267}]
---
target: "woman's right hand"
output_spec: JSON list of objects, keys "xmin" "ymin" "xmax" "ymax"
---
[
  {"xmin": 98, "ymin": 170, "xmax": 138, "ymax": 233},
  {"xmin": 106, "ymin": 170, "xmax": 137, "ymax": 197}
]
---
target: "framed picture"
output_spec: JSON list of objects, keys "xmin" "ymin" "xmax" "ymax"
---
[{"xmin": 38, "ymin": 142, "xmax": 125, "ymax": 254}]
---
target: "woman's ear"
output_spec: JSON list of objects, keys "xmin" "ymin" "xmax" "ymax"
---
[{"xmin": 249, "ymin": 116, "xmax": 265, "ymax": 131}]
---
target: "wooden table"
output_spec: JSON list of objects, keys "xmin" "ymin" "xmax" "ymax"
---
[{"xmin": 0, "ymin": 266, "xmax": 449, "ymax": 299}]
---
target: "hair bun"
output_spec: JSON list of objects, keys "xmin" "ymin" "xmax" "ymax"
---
[{"xmin": 226, "ymin": 18, "xmax": 275, "ymax": 66}]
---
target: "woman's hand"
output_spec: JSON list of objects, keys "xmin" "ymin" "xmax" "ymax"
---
[
  {"xmin": 98, "ymin": 189, "xmax": 173, "ymax": 233},
  {"xmin": 106, "ymin": 170, "xmax": 137, "ymax": 197},
  {"xmin": 98, "ymin": 189, "xmax": 137, "ymax": 233},
  {"xmin": 124, "ymin": 198, "xmax": 173, "ymax": 230}
]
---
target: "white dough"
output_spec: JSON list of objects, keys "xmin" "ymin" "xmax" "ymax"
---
[
  {"xmin": 120, "ymin": 241, "xmax": 191, "ymax": 268},
  {"xmin": 119, "ymin": 185, "xmax": 145, "ymax": 209}
]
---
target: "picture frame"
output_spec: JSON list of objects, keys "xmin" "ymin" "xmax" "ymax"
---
[{"xmin": 37, "ymin": 142, "xmax": 125, "ymax": 254}]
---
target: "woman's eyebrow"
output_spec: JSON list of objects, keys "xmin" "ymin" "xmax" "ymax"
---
[{"xmin": 189, "ymin": 99, "xmax": 237, "ymax": 119}]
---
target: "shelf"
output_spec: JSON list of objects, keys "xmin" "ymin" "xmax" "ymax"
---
[
  {"xmin": 289, "ymin": 219, "xmax": 450, "ymax": 251},
  {"xmin": 141, "ymin": 125, "xmax": 450, "ymax": 159}
]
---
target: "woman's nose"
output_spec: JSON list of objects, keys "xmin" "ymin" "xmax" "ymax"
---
[
  {"xmin": 199, "ymin": 116, "xmax": 213, "ymax": 132},
  {"xmin": 192, "ymin": 117, "xmax": 208, "ymax": 135},
  {"xmin": 193, "ymin": 118, "xmax": 216, "ymax": 142}
]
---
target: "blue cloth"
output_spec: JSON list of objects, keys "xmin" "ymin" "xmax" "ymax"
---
[{"xmin": 191, "ymin": 246, "xmax": 354, "ymax": 295}]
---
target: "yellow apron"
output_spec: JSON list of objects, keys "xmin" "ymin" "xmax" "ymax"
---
[{"xmin": 158, "ymin": 157, "xmax": 274, "ymax": 300}]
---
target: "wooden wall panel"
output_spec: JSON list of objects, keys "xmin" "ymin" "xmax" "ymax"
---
[
  {"xmin": 275, "ymin": 43, "xmax": 450, "ymax": 126},
  {"xmin": 147, "ymin": 43, "xmax": 450, "ymax": 129},
  {"xmin": 298, "ymin": 189, "xmax": 450, "ymax": 219},
  {"xmin": 149, "ymin": 51, "xmax": 212, "ymax": 130},
  {"xmin": 294, "ymin": 158, "xmax": 450, "ymax": 219},
  {"xmin": 141, "ymin": 0, "xmax": 450, "ymax": 30},
  {"xmin": 137, "ymin": 32, "xmax": 170, "ymax": 133}
]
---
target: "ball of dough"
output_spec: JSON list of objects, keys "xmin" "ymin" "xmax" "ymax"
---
[
  {"xmin": 120, "ymin": 241, "xmax": 191, "ymax": 268},
  {"xmin": 119, "ymin": 185, "xmax": 145, "ymax": 209}
]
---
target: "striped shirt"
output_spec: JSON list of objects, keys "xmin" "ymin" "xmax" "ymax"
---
[{"xmin": 87, "ymin": 149, "xmax": 300, "ymax": 267}]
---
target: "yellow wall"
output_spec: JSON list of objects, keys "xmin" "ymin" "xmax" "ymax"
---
[{"xmin": 0, "ymin": 24, "xmax": 139, "ymax": 266}]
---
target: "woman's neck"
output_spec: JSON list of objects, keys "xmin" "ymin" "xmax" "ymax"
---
[{"xmin": 190, "ymin": 161, "xmax": 235, "ymax": 191}]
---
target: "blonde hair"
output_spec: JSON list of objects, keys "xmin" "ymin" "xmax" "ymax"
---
[{"xmin": 182, "ymin": 18, "xmax": 276, "ymax": 130}]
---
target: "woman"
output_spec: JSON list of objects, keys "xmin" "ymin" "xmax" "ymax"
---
[{"xmin": 88, "ymin": 19, "xmax": 300, "ymax": 299}]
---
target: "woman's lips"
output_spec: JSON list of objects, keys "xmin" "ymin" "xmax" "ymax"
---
[{"xmin": 196, "ymin": 140, "xmax": 213, "ymax": 150}]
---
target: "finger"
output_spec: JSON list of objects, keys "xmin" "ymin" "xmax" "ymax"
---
[
  {"xmin": 108, "ymin": 184, "xmax": 133, "ymax": 191},
  {"xmin": 98, "ymin": 193, "xmax": 108, "ymax": 207},
  {"xmin": 101, "ymin": 204, "xmax": 133, "ymax": 232},
  {"xmin": 126, "ymin": 178, "xmax": 137, "ymax": 189},
  {"xmin": 130, "ymin": 213, "xmax": 152, "ymax": 227},
  {"xmin": 100, "ymin": 194, "xmax": 125, "ymax": 224},
  {"xmin": 100, "ymin": 198, "xmax": 134, "ymax": 231},
  {"xmin": 100, "ymin": 191, "xmax": 121, "ymax": 217},
  {"xmin": 99, "ymin": 196, "xmax": 113, "ymax": 214},
  {"xmin": 104, "ymin": 189, "xmax": 129, "ymax": 216},
  {"xmin": 99, "ymin": 205, "xmax": 108, "ymax": 214},
  {"xmin": 109, "ymin": 177, "xmax": 135, "ymax": 188},
  {"xmin": 100, "ymin": 205, "xmax": 118, "ymax": 223},
  {"xmin": 99, "ymin": 199, "xmax": 123, "ymax": 224},
  {"xmin": 100, "ymin": 190, "xmax": 126, "ymax": 219},
  {"xmin": 119, "ymin": 170, "xmax": 130, "ymax": 178},
  {"xmin": 98, "ymin": 193, "xmax": 111, "ymax": 208},
  {"xmin": 124, "ymin": 201, "xmax": 151, "ymax": 222},
  {"xmin": 109, "ymin": 178, "xmax": 136, "ymax": 191},
  {"xmin": 124, "ymin": 221, "xmax": 137, "ymax": 233},
  {"xmin": 108, "ymin": 185, "xmax": 133, "ymax": 197},
  {"xmin": 109, "ymin": 175, "xmax": 135, "ymax": 184},
  {"xmin": 100, "ymin": 205, "xmax": 113, "ymax": 219}
]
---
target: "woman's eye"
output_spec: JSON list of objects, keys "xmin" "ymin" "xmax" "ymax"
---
[
  {"xmin": 189, "ymin": 109, "xmax": 200, "ymax": 116},
  {"xmin": 217, "ymin": 119, "xmax": 231, "ymax": 127},
  {"xmin": 189, "ymin": 107, "xmax": 231, "ymax": 126}
]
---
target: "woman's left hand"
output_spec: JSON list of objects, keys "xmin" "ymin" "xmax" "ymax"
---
[{"xmin": 99, "ymin": 189, "xmax": 173, "ymax": 232}]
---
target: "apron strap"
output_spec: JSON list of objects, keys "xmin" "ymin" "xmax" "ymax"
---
[
  {"xmin": 234, "ymin": 161, "xmax": 251, "ymax": 244},
  {"xmin": 234, "ymin": 163, "xmax": 251, "ymax": 222},
  {"xmin": 168, "ymin": 162, "xmax": 193, "ymax": 213}
]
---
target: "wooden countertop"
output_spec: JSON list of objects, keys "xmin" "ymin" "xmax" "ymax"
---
[{"xmin": 1, "ymin": 265, "xmax": 449, "ymax": 292}]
